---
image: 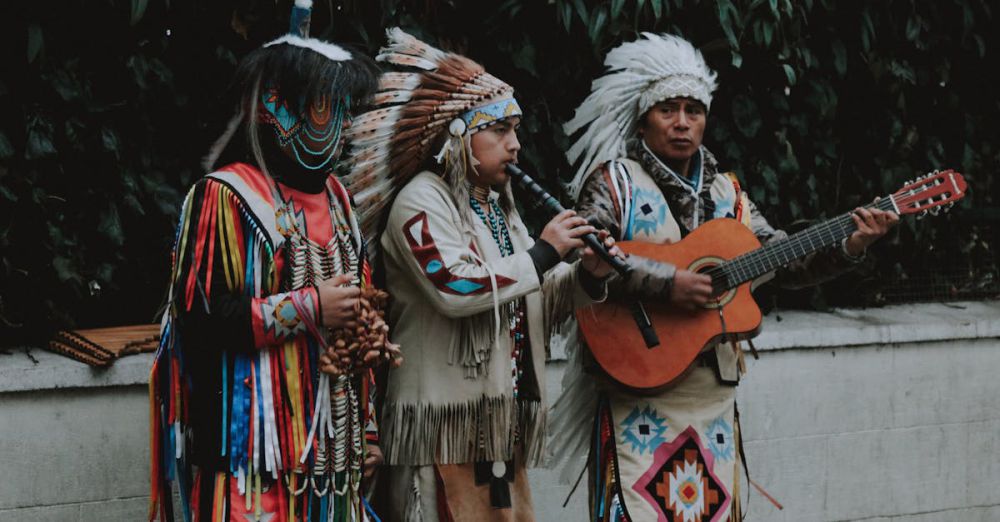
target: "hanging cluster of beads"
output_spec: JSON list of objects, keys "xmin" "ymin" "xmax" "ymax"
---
[{"xmin": 469, "ymin": 191, "xmax": 529, "ymax": 398}]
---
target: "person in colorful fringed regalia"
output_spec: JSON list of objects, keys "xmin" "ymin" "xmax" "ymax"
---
[
  {"xmin": 548, "ymin": 33, "xmax": 898, "ymax": 521},
  {"xmin": 148, "ymin": 2, "xmax": 392, "ymax": 520},
  {"xmin": 339, "ymin": 28, "xmax": 621, "ymax": 521}
]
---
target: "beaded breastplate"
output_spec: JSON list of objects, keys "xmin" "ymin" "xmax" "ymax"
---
[{"xmin": 270, "ymin": 180, "xmax": 365, "ymax": 499}]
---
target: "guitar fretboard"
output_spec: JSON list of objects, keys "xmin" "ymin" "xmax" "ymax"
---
[{"xmin": 711, "ymin": 196, "xmax": 897, "ymax": 291}]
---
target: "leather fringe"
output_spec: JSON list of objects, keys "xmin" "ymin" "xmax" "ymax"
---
[{"xmin": 381, "ymin": 396, "xmax": 546, "ymax": 467}]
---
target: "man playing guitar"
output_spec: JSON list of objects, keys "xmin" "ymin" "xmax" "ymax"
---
[{"xmin": 555, "ymin": 33, "xmax": 898, "ymax": 522}]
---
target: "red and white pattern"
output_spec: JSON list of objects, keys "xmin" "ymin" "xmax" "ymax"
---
[{"xmin": 403, "ymin": 211, "xmax": 515, "ymax": 295}]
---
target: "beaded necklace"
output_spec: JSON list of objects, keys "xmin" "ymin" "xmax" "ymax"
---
[{"xmin": 469, "ymin": 189, "xmax": 528, "ymax": 399}]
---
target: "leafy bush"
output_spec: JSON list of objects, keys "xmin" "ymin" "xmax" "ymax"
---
[{"xmin": 3, "ymin": 0, "xmax": 996, "ymax": 346}]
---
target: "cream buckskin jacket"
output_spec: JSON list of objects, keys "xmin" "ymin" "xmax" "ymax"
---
[{"xmin": 380, "ymin": 171, "xmax": 604, "ymax": 467}]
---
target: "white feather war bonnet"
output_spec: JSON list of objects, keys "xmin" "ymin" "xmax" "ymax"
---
[
  {"xmin": 342, "ymin": 28, "xmax": 523, "ymax": 242},
  {"xmin": 563, "ymin": 33, "xmax": 718, "ymax": 198}
]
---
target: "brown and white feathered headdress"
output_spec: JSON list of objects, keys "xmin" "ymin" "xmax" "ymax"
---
[
  {"xmin": 343, "ymin": 28, "xmax": 522, "ymax": 241},
  {"xmin": 563, "ymin": 33, "xmax": 717, "ymax": 198}
]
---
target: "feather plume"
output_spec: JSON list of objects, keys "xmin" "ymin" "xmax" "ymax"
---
[{"xmin": 564, "ymin": 33, "xmax": 717, "ymax": 199}]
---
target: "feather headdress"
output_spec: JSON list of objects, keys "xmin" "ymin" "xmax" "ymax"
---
[
  {"xmin": 563, "ymin": 33, "xmax": 717, "ymax": 198},
  {"xmin": 343, "ymin": 28, "xmax": 521, "ymax": 242}
]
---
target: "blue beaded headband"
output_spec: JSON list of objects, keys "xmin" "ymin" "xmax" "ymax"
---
[{"xmin": 460, "ymin": 97, "xmax": 523, "ymax": 131}]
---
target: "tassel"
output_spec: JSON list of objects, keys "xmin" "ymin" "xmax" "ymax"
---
[
  {"xmin": 404, "ymin": 471, "xmax": 423, "ymax": 522},
  {"xmin": 733, "ymin": 340, "xmax": 747, "ymax": 376}
]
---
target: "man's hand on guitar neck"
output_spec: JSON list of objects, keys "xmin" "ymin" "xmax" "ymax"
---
[
  {"xmin": 670, "ymin": 269, "xmax": 713, "ymax": 310},
  {"xmin": 844, "ymin": 200, "xmax": 899, "ymax": 257}
]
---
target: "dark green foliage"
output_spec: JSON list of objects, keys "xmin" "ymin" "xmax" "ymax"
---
[{"xmin": 2, "ymin": 0, "xmax": 997, "ymax": 346}]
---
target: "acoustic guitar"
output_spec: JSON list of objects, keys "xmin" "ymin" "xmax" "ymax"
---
[{"xmin": 576, "ymin": 169, "xmax": 967, "ymax": 393}]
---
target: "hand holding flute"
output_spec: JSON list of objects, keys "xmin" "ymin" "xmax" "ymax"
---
[{"xmin": 505, "ymin": 163, "xmax": 661, "ymax": 348}]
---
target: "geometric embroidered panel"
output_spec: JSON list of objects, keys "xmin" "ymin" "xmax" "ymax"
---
[
  {"xmin": 402, "ymin": 211, "xmax": 516, "ymax": 295},
  {"xmin": 631, "ymin": 186, "xmax": 668, "ymax": 238},
  {"xmin": 633, "ymin": 426, "xmax": 731, "ymax": 522},
  {"xmin": 259, "ymin": 293, "xmax": 308, "ymax": 339},
  {"xmin": 620, "ymin": 404, "xmax": 669, "ymax": 455},
  {"xmin": 705, "ymin": 415, "xmax": 735, "ymax": 463}
]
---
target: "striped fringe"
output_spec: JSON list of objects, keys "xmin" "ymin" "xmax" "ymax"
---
[
  {"xmin": 381, "ymin": 397, "xmax": 546, "ymax": 467},
  {"xmin": 151, "ymin": 178, "xmax": 279, "ymax": 521}
]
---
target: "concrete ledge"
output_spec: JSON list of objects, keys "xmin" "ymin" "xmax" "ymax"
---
[
  {"xmin": 753, "ymin": 300, "xmax": 1000, "ymax": 351},
  {"xmin": 0, "ymin": 497, "xmax": 147, "ymax": 522},
  {"xmin": 0, "ymin": 349, "xmax": 153, "ymax": 393},
  {"xmin": 550, "ymin": 300, "xmax": 1000, "ymax": 360},
  {"xmin": 4, "ymin": 301, "xmax": 997, "ymax": 394}
]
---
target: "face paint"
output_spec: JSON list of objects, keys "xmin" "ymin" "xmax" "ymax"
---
[{"xmin": 260, "ymin": 88, "xmax": 349, "ymax": 173}]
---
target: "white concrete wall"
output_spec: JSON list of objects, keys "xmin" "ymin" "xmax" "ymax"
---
[
  {"xmin": 1, "ymin": 301, "xmax": 998, "ymax": 521},
  {"xmin": 531, "ymin": 301, "xmax": 1000, "ymax": 522},
  {"xmin": 0, "ymin": 387, "xmax": 150, "ymax": 521}
]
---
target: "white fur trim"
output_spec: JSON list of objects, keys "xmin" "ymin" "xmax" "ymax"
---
[
  {"xmin": 264, "ymin": 35, "xmax": 351, "ymax": 62},
  {"xmin": 294, "ymin": 0, "xmax": 312, "ymax": 7}
]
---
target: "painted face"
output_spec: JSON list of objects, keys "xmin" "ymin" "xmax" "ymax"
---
[
  {"xmin": 260, "ymin": 88, "xmax": 349, "ymax": 173},
  {"xmin": 640, "ymin": 98, "xmax": 706, "ymax": 173},
  {"xmin": 468, "ymin": 116, "xmax": 521, "ymax": 187}
]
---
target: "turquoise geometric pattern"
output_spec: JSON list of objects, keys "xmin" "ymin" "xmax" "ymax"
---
[
  {"xmin": 425, "ymin": 259, "xmax": 443, "ymax": 274},
  {"xmin": 260, "ymin": 89, "xmax": 302, "ymax": 144},
  {"xmin": 445, "ymin": 279, "xmax": 485, "ymax": 294},
  {"xmin": 630, "ymin": 185, "xmax": 669, "ymax": 237},
  {"xmin": 705, "ymin": 415, "xmax": 735, "ymax": 462},
  {"xmin": 620, "ymin": 405, "xmax": 669, "ymax": 455}
]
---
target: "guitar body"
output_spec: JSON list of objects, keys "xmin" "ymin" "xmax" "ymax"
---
[{"xmin": 577, "ymin": 218, "xmax": 764, "ymax": 393}]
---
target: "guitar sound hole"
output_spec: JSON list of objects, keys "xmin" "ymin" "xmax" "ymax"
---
[
  {"xmin": 687, "ymin": 256, "xmax": 733, "ymax": 307},
  {"xmin": 695, "ymin": 264, "xmax": 726, "ymax": 297}
]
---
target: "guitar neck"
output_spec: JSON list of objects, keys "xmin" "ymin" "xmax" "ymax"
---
[{"xmin": 716, "ymin": 196, "xmax": 897, "ymax": 290}]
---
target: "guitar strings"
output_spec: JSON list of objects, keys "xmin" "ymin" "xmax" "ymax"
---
[
  {"xmin": 704, "ymin": 175, "xmax": 955, "ymax": 294},
  {"xmin": 703, "ymin": 197, "xmax": 896, "ymax": 291}
]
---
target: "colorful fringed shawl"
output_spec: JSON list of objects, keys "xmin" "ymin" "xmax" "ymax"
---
[{"xmin": 149, "ymin": 163, "xmax": 377, "ymax": 522}]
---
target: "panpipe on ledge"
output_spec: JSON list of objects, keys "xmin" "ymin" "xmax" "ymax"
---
[{"xmin": 47, "ymin": 324, "xmax": 160, "ymax": 367}]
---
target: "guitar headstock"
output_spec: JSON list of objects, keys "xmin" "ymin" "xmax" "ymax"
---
[{"xmin": 891, "ymin": 169, "xmax": 967, "ymax": 218}]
